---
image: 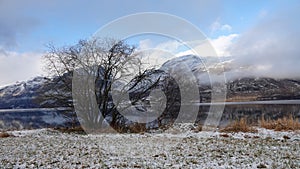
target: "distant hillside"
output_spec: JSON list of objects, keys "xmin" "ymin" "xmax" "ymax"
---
[
  {"xmin": 0, "ymin": 77, "xmax": 49, "ymax": 109},
  {"xmin": 1, "ymin": 55, "xmax": 300, "ymax": 110},
  {"xmin": 226, "ymin": 77, "xmax": 300, "ymax": 101}
]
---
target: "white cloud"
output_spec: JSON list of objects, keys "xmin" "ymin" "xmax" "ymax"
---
[
  {"xmin": 228, "ymin": 5, "xmax": 300, "ymax": 79},
  {"xmin": 137, "ymin": 39, "xmax": 183, "ymax": 68},
  {"xmin": 137, "ymin": 38, "xmax": 229, "ymax": 67},
  {"xmin": 154, "ymin": 41, "xmax": 180, "ymax": 52},
  {"xmin": 210, "ymin": 20, "xmax": 232, "ymax": 33},
  {"xmin": 220, "ymin": 24, "xmax": 232, "ymax": 32},
  {"xmin": 138, "ymin": 39, "xmax": 152, "ymax": 50},
  {"xmin": 210, "ymin": 34, "xmax": 238, "ymax": 56},
  {"xmin": 138, "ymin": 39, "xmax": 180, "ymax": 52},
  {"xmin": 0, "ymin": 51, "xmax": 44, "ymax": 86},
  {"xmin": 176, "ymin": 34, "xmax": 239, "ymax": 57},
  {"xmin": 210, "ymin": 20, "xmax": 221, "ymax": 33},
  {"xmin": 175, "ymin": 50, "xmax": 195, "ymax": 57}
]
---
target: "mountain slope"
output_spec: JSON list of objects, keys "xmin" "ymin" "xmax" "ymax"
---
[{"xmin": 1, "ymin": 55, "xmax": 300, "ymax": 109}]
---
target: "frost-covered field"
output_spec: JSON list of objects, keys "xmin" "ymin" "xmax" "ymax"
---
[{"xmin": 1, "ymin": 125, "xmax": 300, "ymax": 168}]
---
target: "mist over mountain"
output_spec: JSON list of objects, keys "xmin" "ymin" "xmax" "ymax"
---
[{"xmin": 227, "ymin": 5, "xmax": 300, "ymax": 79}]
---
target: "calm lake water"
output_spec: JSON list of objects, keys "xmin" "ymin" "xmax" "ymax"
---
[
  {"xmin": 197, "ymin": 100, "xmax": 300, "ymax": 127},
  {"xmin": 0, "ymin": 100, "xmax": 300, "ymax": 130},
  {"xmin": 0, "ymin": 108, "xmax": 75, "ymax": 130}
]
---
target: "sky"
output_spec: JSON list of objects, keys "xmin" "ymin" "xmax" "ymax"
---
[{"xmin": 0, "ymin": 0, "xmax": 299, "ymax": 86}]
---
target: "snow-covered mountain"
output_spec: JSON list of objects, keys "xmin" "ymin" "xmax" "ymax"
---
[
  {"xmin": 1, "ymin": 55, "xmax": 300, "ymax": 130},
  {"xmin": 0, "ymin": 77, "xmax": 49, "ymax": 109},
  {"xmin": 1, "ymin": 55, "xmax": 300, "ymax": 109},
  {"xmin": 0, "ymin": 75, "xmax": 76, "ymax": 130},
  {"xmin": 159, "ymin": 55, "xmax": 300, "ymax": 102},
  {"xmin": 227, "ymin": 77, "xmax": 300, "ymax": 101}
]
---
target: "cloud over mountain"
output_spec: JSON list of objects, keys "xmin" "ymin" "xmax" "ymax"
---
[{"xmin": 229, "ymin": 5, "xmax": 300, "ymax": 79}]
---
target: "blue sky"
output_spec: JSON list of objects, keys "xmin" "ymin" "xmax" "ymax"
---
[
  {"xmin": 0, "ymin": 0, "xmax": 299, "ymax": 86},
  {"xmin": 0, "ymin": 0, "xmax": 280, "ymax": 52}
]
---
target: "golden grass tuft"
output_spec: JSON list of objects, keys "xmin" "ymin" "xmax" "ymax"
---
[
  {"xmin": 221, "ymin": 118, "xmax": 257, "ymax": 133},
  {"xmin": 260, "ymin": 115, "xmax": 300, "ymax": 131},
  {"xmin": 0, "ymin": 132, "xmax": 10, "ymax": 138},
  {"xmin": 127, "ymin": 123, "xmax": 147, "ymax": 133}
]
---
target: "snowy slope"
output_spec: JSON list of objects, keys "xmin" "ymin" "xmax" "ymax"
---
[
  {"xmin": 0, "ymin": 77, "xmax": 49, "ymax": 109},
  {"xmin": 1, "ymin": 127, "xmax": 300, "ymax": 168}
]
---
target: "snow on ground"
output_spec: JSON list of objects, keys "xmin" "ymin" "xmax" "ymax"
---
[{"xmin": 1, "ymin": 125, "xmax": 300, "ymax": 168}]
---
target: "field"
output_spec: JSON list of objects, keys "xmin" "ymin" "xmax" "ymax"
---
[{"xmin": 1, "ymin": 124, "xmax": 300, "ymax": 168}]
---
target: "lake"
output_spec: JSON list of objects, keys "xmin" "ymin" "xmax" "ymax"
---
[
  {"xmin": 0, "ymin": 108, "xmax": 76, "ymax": 130},
  {"xmin": 0, "ymin": 100, "xmax": 300, "ymax": 130},
  {"xmin": 197, "ymin": 100, "xmax": 300, "ymax": 127}
]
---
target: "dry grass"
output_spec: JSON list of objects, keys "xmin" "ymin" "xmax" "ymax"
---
[
  {"xmin": 221, "ymin": 115, "xmax": 300, "ymax": 133},
  {"xmin": 55, "ymin": 126, "xmax": 86, "ymax": 134},
  {"xmin": 194, "ymin": 125, "xmax": 202, "ymax": 132},
  {"xmin": 0, "ymin": 132, "xmax": 11, "ymax": 138},
  {"xmin": 55, "ymin": 123, "xmax": 148, "ymax": 134},
  {"xmin": 127, "ymin": 123, "xmax": 147, "ymax": 133},
  {"xmin": 221, "ymin": 118, "xmax": 257, "ymax": 133},
  {"xmin": 226, "ymin": 95, "xmax": 259, "ymax": 102},
  {"xmin": 260, "ymin": 115, "xmax": 300, "ymax": 131}
]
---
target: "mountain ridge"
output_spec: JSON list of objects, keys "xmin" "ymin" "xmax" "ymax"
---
[{"xmin": 1, "ymin": 55, "xmax": 300, "ymax": 109}]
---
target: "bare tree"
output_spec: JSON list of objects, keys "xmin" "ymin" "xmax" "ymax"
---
[{"xmin": 43, "ymin": 38, "xmax": 161, "ymax": 132}]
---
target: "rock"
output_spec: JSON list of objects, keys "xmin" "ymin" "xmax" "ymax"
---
[
  {"xmin": 257, "ymin": 163, "xmax": 267, "ymax": 168},
  {"xmin": 283, "ymin": 135, "xmax": 290, "ymax": 139}
]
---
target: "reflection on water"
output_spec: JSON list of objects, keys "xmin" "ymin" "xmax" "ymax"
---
[
  {"xmin": 1, "ymin": 100, "xmax": 300, "ymax": 130},
  {"xmin": 197, "ymin": 103, "xmax": 300, "ymax": 127},
  {"xmin": 0, "ymin": 109, "xmax": 76, "ymax": 130}
]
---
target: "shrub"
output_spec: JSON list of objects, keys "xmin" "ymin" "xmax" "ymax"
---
[
  {"xmin": 260, "ymin": 115, "xmax": 300, "ymax": 131},
  {"xmin": 127, "ymin": 123, "xmax": 147, "ymax": 133},
  {"xmin": 220, "ymin": 118, "xmax": 257, "ymax": 133},
  {"xmin": 0, "ymin": 132, "xmax": 10, "ymax": 138}
]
